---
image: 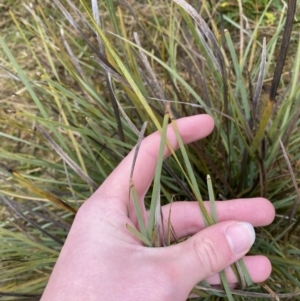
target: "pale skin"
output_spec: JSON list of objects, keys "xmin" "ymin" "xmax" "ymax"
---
[{"xmin": 41, "ymin": 114, "xmax": 275, "ymax": 301}]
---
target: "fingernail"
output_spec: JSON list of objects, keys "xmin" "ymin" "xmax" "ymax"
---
[{"xmin": 225, "ymin": 222, "xmax": 255, "ymax": 254}]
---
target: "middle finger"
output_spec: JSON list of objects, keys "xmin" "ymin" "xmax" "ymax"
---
[{"xmin": 159, "ymin": 197, "xmax": 275, "ymax": 241}]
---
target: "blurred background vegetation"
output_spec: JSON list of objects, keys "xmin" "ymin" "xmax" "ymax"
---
[{"xmin": 0, "ymin": 0, "xmax": 300, "ymax": 300}]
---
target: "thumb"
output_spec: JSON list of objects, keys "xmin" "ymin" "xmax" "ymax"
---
[{"xmin": 163, "ymin": 221, "xmax": 255, "ymax": 296}]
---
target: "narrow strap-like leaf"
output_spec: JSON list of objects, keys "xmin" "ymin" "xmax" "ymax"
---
[
  {"xmin": 130, "ymin": 179, "xmax": 148, "ymax": 239},
  {"xmin": 36, "ymin": 125, "xmax": 97, "ymax": 190},
  {"xmin": 147, "ymin": 103, "xmax": 170, "ymax": 238},
  {"xmin": 207, "ymin": 175, "xmax": 218, "ymax": 223},
  {"xmin": 126, "ymin": 224, "xmax": 152, "ymax": 247}
]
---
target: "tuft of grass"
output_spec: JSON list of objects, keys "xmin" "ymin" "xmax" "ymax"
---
[{"xmin": 0, "ymin": 0, "xmax": 300, "ymax": 300}]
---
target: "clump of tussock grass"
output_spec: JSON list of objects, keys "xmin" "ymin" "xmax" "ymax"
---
[{"xmin": 0, "ymin": 0, "xmax": 300, "ymax": 300}]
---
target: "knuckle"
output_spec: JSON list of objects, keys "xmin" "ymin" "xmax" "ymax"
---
[{"xmin": 193, "ymin": 237, "xmax": 221, "ymax": 275}]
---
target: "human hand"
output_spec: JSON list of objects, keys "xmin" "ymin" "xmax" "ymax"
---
[{"xmin": 41, "ymin": 114, "xmax": 275, "ymax": 301}]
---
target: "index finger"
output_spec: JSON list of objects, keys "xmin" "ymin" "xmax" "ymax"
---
[{"xmin": 90, "ymin": 114, "xmax": 214, "ymax": 212}]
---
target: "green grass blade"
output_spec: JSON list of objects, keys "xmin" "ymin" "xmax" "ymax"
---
[
  {"xmin": 130, "ymin": 180, "xmax": 147, "ymax": 239},
  {"xmin": 236, "ymin": 258, "xmax": 253, "ymax": 287},
  {"xmin": 206, "ymin": 175, "xmax": 217, "ymax": 223},
  {"xmin": 224, "ymin": 30, "xmax": 250, "ymax": 120},
  {"xmin": 147, "ymin": 103, "xmax": 170, "ymax": 238},
  {"xmin": 126, "ymin": 224, "xmax": 152, "ymax": 247},
  {"xmin": 219, "ymin": 270, "xmax": 235, "ymax": 301},
  {"xmin": 169, "ymin": 109, "xmax": 213, "ymax": 226}
]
